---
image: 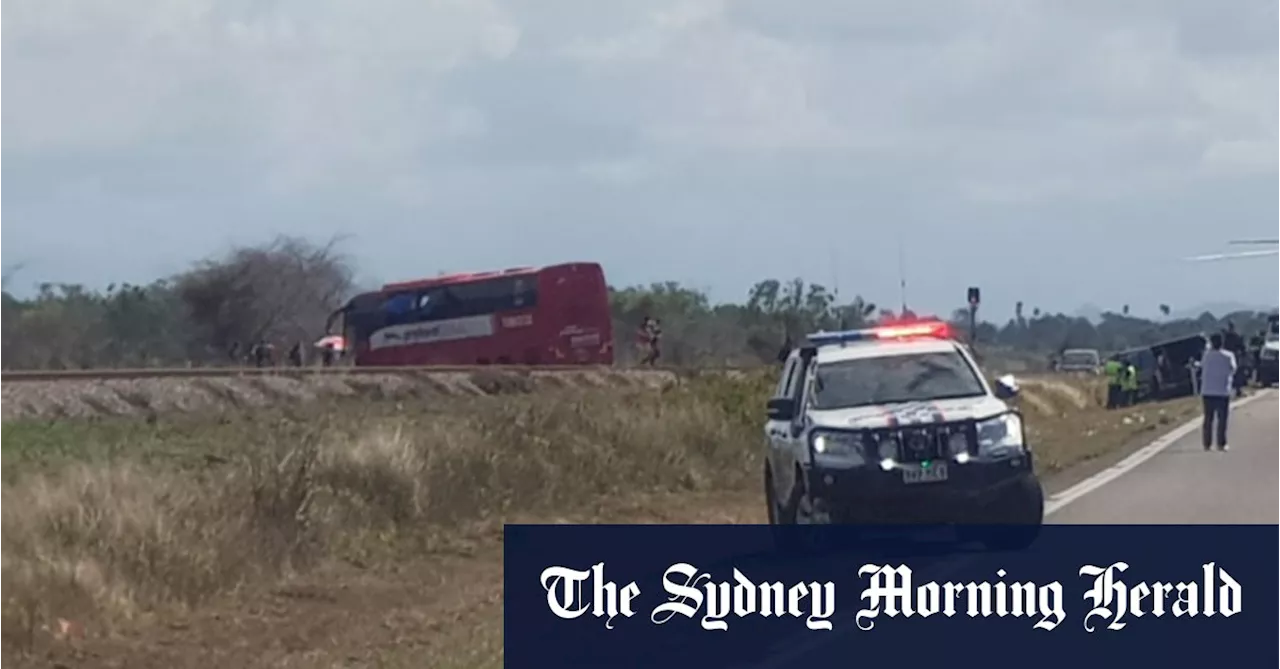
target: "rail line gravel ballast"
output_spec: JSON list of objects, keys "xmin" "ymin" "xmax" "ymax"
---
[
  {"xmin": 0, "ymin": 365, "xmax": 751, "ymax": 383},
  {"xmin": 0, "ymin": 366, "xmax": 757, "ymax": 421}
]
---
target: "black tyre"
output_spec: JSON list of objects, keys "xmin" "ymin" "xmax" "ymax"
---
[
  {"xmin": 765, "ymin": 467, "xmax": 796, "ymax": 554},
  {"xmin": 768, "ymin": 467, "xmax": 829, "ymax": 555},
  {"xmin": 765, "ymin": 466, "xmax": 785, "ymax": 526}
]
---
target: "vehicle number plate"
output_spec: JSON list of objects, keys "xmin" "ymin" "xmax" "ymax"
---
[{"xmin": 902, "ymin": 462, "xmax": 949, "ymax": 484}]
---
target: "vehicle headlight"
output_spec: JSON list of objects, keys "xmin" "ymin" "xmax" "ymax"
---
[
  {"xmin": 975, "ymin": 413, "xmax": 1026, "ymax": 456},
  {"xmin": 810, "ymin": 430, "xmax": 866, "ymax": 468},
  {"xmin": 945, "ymin": 432, "xmax": 971, "ymax": 463}
]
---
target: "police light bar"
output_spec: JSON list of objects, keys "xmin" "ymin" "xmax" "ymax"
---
[{"xmin": 807, "ymin": 321, "xmax": 952, "ymax": 346}]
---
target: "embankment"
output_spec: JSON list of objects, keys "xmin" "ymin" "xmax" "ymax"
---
[
  {"xmin": 1, "ymin": 370, "xmax": 1195, "ymax": 667},
  {"xmin": 0, "ymin": 368, "xmax": 697, "ymax": 422}
]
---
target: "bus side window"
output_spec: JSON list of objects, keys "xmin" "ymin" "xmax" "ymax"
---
[
  {"xmin": 412, "ymin": 287, "xmax": 452, "ymax": 321},
  {"xmin": 449, "ymin": 277, "xmax": 538, "ymax": 318},
  {"xmin": 512, "ymin": 279, "xmax": 528, "ymax": 308},
  {"xmin": 383, "ymin": 293, "xmax": 414, "ymax": 325},
  {"xmin": 507, "ymin": 277, "xmax": 539, "ymax": 310}
]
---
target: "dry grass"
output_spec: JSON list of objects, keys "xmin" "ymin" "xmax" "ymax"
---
[
  {"xmin": 0, "ymin": 370, "xmax": 1188, "ymax": 666},
  {"xmin": 1010, "ymin": 374, "xmax": 1202, "ymax": 473},
  {"xmin": 0, "ymin": 373, "xmax": 766, "ymax": 656}
]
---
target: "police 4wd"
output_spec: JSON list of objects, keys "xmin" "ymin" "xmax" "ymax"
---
[{"xmin": 763, "ymin": 321, "xmax": 1044, "ymax": 551}]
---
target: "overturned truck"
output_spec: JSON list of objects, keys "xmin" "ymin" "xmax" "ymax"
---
[
  {"xmin": 1259, "ymin": 314, "xmax": 1280, "ymax": 386},
  {"xmin": 1116, "ymin": 333, "xmax": 1208, "ymax": 401}
]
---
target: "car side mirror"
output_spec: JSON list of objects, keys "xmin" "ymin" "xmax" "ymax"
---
[
  {"xmin": 767, "ymin": 398, "xmax": 796, "ymax": 421},
  {"xmin": 994, "ymin": 374, "xmax": 1020, "ymax": 400}
]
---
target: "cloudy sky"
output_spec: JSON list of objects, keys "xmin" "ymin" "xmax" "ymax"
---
[{"xmin": 3, "ymin": 0, "xmax": 1277, "ymax": 318}]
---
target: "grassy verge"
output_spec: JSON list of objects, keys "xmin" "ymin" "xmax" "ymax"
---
[
  {"xmin": 0, "ymin": 372, "xmax": 1196, "ymax": 666},
  {"xmin": 1, "ymin": 372, "xmax": 769, "ymax": 653}
]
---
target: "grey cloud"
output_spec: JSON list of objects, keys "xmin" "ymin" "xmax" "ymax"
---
[{"xmin": 2, "ymin": 0, "xmax": 1275, "ymax": 317}]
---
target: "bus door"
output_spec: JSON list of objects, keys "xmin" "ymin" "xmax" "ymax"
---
[{"xmin": 334, "ymin": 292, "xmax": 390, "ymax": 365}]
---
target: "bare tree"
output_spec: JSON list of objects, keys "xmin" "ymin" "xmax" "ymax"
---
[{"xmin": 176, "ymin": 236, "xmax": 355, "ymax": 355}]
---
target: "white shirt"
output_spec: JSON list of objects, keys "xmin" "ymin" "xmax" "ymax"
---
[{"xmin": 1199, "ymin": 348, "xmax": 1237, "ymax": 397}]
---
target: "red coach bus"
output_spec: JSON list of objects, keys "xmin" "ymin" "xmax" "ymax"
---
[{"xmin": 329, "ymin": 262, "xmax": 614, "ymax": 366}]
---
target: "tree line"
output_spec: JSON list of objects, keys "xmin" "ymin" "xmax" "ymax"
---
[{"xmin": 2, "ymin": 237, "xmax": 1272, "ymax": 370}]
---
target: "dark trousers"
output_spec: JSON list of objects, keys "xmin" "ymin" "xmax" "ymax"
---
[
  {"xmin": 1201, "ymin": 395, "xmax": 1230, "ymax": 448},
  {"xmin": 1106, "ymin": 384, "xmax": 1121, "ymax": 409}
]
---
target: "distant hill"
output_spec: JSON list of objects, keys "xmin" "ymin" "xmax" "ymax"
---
[
  {"xmin": 1072, "ymin": 303, "xmax": 1104, "ymax": 323},
  {"xmin": 1168, "ymin": 302, "xmax": 1275, "ymax": 320},
  {"xmin": 1068, "ymin": 301, "xmax": 1274, "ymax": 323}
]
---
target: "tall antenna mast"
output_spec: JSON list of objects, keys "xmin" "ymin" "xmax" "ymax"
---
[
  {"xmin": 829, "ymin": 249, "xmax": 838, "ymax": 301},
  {"xmin": 897, "ymin": 231, "xmax": 908, "ymax": 313},
  {"xmin": 830, "ymin": 248, "xmax": 844, "ymax": 329}
]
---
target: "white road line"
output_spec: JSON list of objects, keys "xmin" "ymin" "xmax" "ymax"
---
[
  {"xmin": 743, "ymin": 389, "xmax": 1275, "ymax": 669},
  {"xmin": 1044, "ymin": 390, "xmax": 1271, "ymax": 515}
]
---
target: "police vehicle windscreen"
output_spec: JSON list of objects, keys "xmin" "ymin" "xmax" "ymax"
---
[{"xmin": 810, "ymin": 351, "xmax": 987, "ymax": 410}]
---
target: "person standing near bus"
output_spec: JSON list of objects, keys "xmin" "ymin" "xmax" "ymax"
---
[
  {"xmin": 1103, "ymin": 356, "xmax": 1124, "ymax": 409},
  {"xmin": 1199, "ymin": 333, "xmax": 1237, "ymax": 452},
  {"xmin": 637, "ymin": 316, "xmax": 662, "ymax": 366},
  {"xmin": 1121, "ymin": 361, "xmax": 1139, "ymax": 406},
  {"xmin": 636, "ymin": 316, "xmax": 653, "ymax": 362}
]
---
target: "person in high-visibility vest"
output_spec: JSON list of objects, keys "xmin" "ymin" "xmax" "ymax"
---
[
  {"xmin": 1102, "ymin": 356, "xmax": 1124, "ymax": 409},
  {"xmin": 1122, "ymin": 362, "xmax": 1140, "ymax": 406}
]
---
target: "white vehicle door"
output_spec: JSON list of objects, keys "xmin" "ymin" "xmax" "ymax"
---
[
  {"xmin": 766, "ymin": 355, "xmax": 802, "ymax": 499},
  {"xmin": 767, "ymin": 351, "xmax": 815, "ymax": 500}
]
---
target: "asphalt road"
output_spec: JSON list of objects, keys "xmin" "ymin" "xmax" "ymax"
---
[
  {"xmin": 1049, "ymin": 390, "xmax": 1278, "ymax": 524},
  {"xmin": 734, "ymin": 390, "xmax": 1278, "ymax": 669}
]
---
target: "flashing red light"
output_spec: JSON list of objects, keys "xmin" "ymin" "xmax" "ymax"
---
[
  {"xmin": 806, "ymin": 319, "xmax": 952, "ymax": 347},
  {"xmin": 871, "ymin": 321, "xmax": 951, "ymax": 340}
]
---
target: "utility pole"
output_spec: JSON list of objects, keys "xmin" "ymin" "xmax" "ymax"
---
[
  {"xmin": 831, "ymin": 249, "xmax": 846, "ymax": 330},
  {"xmin": 966, "ymin": 287, "xmax": 981, "ymax": 347},
  {"xmin": 897, "ymin": 233, "xmax": 908, "ymax": 314}
]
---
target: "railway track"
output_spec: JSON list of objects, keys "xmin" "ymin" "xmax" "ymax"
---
[{"xmin": 1, "ymin": 365, "xmax": 762, "ymax": 383}]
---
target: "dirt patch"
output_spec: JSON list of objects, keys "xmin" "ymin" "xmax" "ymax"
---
[
  {"xmin": 1020, "ymin": 376, "xmax": 1097, "ymax": 412},
  {"xmin": 1017, "ymin": 387, "xmax": 1057, "ymax": 417}
]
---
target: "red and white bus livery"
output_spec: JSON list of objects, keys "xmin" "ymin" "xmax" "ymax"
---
[{"xmin": 331, "ymin": 262, "xmax": 614, "ymax": 367}]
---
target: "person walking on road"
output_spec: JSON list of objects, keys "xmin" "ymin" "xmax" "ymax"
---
[{"xmin": 1199, "ymin": 333, "xmax": 1237, "ymax": 452}]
